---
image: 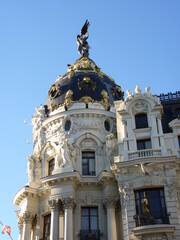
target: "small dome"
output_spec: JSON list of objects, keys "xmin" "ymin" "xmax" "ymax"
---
[{"xmin": 45, "ymin": 57, "xmax": 124, "ymax": 112}]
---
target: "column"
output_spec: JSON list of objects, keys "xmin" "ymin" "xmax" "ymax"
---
[
  {"xmin": 122, "ymin": 120, "xmax": 128, "ymax": 160},
  {"xmin": 49, "ymin": 199, "xmax": 60, "ymax": 240},
  {"xmin": 31, "ymin": 214, "xmax": 38, "ymax": 240},
  {"xmin": 22, "ymin": 211, "xmax": 32, "ymax": 240},
  {"xmin": 18, "ymin": 218, "xmax": 23, "ymax": 240},
  {"xmin": 104, "ymin": 197, "xmax": 117, "ymax": 240},
  {"xmin": 63, "ymin": 197, "xmax": 75, "ymax": 240}
]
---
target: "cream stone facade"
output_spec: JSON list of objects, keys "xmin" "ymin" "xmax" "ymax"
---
[{"xmin": 13, "ymin": 33, "xmax": 180, "ymax": 240}]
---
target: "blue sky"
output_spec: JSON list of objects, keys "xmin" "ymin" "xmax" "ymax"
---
[{"xmin": 0, "ymin": 0, "xmax": 180, "ymax": 239}]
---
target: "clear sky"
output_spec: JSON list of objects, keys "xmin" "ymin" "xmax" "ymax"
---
[{"xmin": 0, "ymin": 0, "xmax": 180, "ymax": 239}]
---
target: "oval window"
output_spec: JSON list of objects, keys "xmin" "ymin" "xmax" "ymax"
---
[
  {"xmin": 65, "ymin": 120, "xmax": 71, "ymax": 131},
  {"xmin": 104, "ymin": 120, "xmax": 110, "ymax": 131}
]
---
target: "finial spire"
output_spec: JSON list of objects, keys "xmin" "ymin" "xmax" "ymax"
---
[{"xmin": 77, "ymin": 20, "xmax": 90, "ymax": 57}]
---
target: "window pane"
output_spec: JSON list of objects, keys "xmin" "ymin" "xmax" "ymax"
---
[
  {"xmin": 82, "ymin": 151, "xmax": 95, "ymax": 176},
  {"xmin": 137, "ymin": 139, "xmax": 151, "ymax": 150},
  {"xmin": 145, "ymin": 140, "xmax": 152, "ymax": 149},
  {"xmin": 43, "ymin": 214, "xmax": 51, "ymax": 238},
  {"xmin": 135, "ymin": 114, "xmax": 148, "ymax": 129},
  {"xmin": 134, "ymin": 188, "xmax": 168, "ymax": 227},
  {"xmin": 48, "ymin": 159, "xmax": 55, "ymax": 176}
]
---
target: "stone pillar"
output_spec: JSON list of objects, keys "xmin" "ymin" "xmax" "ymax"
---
[
  {"xmin": 31, "ymin": 214, "xmax": 38, "ymax": 240},
  {"xmin": 18, "ymin": 218, "xmax": 23, "ymax": 240},
  {"xmin": 49, "ymin": 199, "xmax": 60, "ymax": 240},
  {"xmin": 122, "ymin": 120, "xmax": 128, "ymax": 160},
  {"xmin": 104, "ymin": 197, "xmax": 118, "ymax": 240},
  {"xmin": 22, "ymin": 211, "xmax": 32, "ymax": 240},
  {"xmin": 63, "ymin": 197, "xmax": 75, "ymax": 240}
]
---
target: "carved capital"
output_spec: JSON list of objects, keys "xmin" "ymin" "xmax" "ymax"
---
[
  {"xmin": 22, "ymin": 211, "xmax": 31, "ymax": 223},
  {"xmin": 48, "ymin": 199, "xmax": 60, "ymax": 211},
  {"xmin": 103, "ymin": 197, "xmax": 118, "ymax": 209},
  {"xmin": 62, "ymin": 197, "xmax": 76, "ymax": 209}
]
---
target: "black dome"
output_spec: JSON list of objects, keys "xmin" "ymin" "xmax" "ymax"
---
[{"xmin": 45, "ymin": 57, "xmax": 124, "ymax": 112}]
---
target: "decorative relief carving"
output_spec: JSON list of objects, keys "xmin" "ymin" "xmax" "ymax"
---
[
  {"xmin": 132, "ymin": 101, "xmax": 148, "ymax": 114},
  {"xmin": 27, "ymin": 155, "xmax": 41, "ymax": 183},
  {"xmin": 78, "ymin": 76, "xmax": 96, "ymax": 91},
  {"xmin": 62, "ymin": 197, "xmax": 76, "ymax": 209},
  {"xmin": 103, "ymin": 197, "xmax": 118, "ymax": 208},
  {"xmin": 48, "ymin": 199, "xmax": 60, "ymax": 211},
  {"xmin": 79, "ymin": 96, "xmax": 94, "ymax": 104},
  {"xmin": 101, "ymin": 90, "xmax": 110, "ymax": 110},
  {"xmin": 105, "ymin": 133, "xmax": 117, "ymax": 167},
  {"xmin": 22, "ymin": 211, "xmax": 31, "ymax": 223},
  {"xmin": 167, "ymin": 183, "xmax": 180, "ymax": 209},
  {"xmin": 118, "ymin": 185, "xmax": 130, "ymax": 210},
  {"xmin": 54, "ymin": 137, "xmax": 76, "ymax": 170},
  {"xmin": 48, "ymin": 84, "xmax": 61, "ymax": 100},
  {"xmin": 64, "ymin": 90, "xmax": 73, "ymax": 108}
]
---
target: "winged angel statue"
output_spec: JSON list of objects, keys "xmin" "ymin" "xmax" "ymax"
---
[{"xmin": 77, "ymin": 20, "xmax": 90, "ymax": 57}]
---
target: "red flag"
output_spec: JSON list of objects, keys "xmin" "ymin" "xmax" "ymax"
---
[{"xmin": 2, "ymin": 225, "xmax": 11, "ymax": 236}]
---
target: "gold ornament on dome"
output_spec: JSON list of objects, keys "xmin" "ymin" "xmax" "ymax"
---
[
  {"xmin": 78, "ymin": 76, "xmax": 96, "ymax": 91},
  {"xmin": 67, "ymin": 57, "xmax": 103, "ymax": 78},
  {"xmin": 79, "ymin": 96, "xmax": 94, "ymax": 104},
  {"xmin": 48, "ymin": 84, "xmax": 61, "ymax": 100},
  {"xmin": 50, "ymin": 103, "xmax": 59, "ymax": 112},
  {"xmin": 101, "ymin": 90, "xmax": 110, "ymax": 110},
  {"xmin": 64, "ymin": 90, "xmax": 73, "ymax": 108}
]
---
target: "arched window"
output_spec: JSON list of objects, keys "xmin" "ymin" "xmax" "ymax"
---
[{"xmin": 135, "ymin": 113, "xmax": 148, "ymax": 129}]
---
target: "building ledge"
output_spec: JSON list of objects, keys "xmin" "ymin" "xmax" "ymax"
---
[
  {"xmin": 13, "ymin": 186, "xmax": 38, "ymax": 206},
  {"xmin": 131, "ymin": 224, "xmax": 175, "ymax": 236}
]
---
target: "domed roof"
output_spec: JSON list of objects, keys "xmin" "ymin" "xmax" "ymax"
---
[{"xmin": 45, "ymin": 57, "xmax": 124, "ymax": 112}]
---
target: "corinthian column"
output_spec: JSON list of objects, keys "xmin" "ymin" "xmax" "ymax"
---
[
  {"xmin": 22, "ymin": 211, "xmax": 32, "ymax": 240},
  {"xmin": 49, "ymin": 199, "xmax": 60, "ymax": 240},
  {"xmin": 104, "ymin": 197, "xmax": 118, "ymax": 240},
  {"xmin": 63, "ymin": 197, "xmax": 75, "ymax": 240},
  {"xmin": 18, "ymin": 218, "xmax": 23, "ymax": 240}
]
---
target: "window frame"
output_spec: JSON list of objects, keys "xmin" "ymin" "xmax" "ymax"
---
[
  {"xmin": 43, "ymin": 214, "xmax": 51, "ymax": 239},
  {"xmin": 137, "ymin": 139, "xmax": 152, "ymax": 150},
  {"xmin": 135, "ymin": 113, "xmax": 148, "ymax": 129},
  {"xmin": 82, "ymin": 151, "xmax": 96, "ymax": 176},
  {"xmin": 134, "ymin": 188, "xmax": 169, "ymax": 227},
  {"xmin": 48, "ymin": 158, "xmax": 55, "ymax": 176}
]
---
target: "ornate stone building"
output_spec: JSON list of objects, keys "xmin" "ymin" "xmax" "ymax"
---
[{"xmin": 13, "ymin": 24, "xmax": 180, "ymax": 240}]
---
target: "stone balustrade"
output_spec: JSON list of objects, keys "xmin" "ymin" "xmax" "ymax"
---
[{"xmin": 128, "ymin": 149, "xmax": 162, "ymax": 160}]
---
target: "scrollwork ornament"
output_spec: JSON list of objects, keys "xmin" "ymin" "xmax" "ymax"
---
[
  {"xmin": 48, "ymin": 199, "xmax": 60, "ymax": 211},
  {"xmin": 22, "ymin": 211, "xmax": 31, "ymax": 223},
  {"xmin": 62, "ymin": 197, "xmax": 76, "ymax": 209},
  {"xmin": 48, "ymin": 84, "xmax": 61, "ymax": 100}
]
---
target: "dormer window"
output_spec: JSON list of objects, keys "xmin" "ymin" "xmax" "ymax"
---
[
  {"xmin": 82, "ymin": 151, "xmax": 95, "ymax": 176},
  {"xmin": 135, "ymin": 113, "xmax": 148, "ymax": 129}
]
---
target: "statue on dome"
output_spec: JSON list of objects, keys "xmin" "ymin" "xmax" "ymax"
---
[{"xmin": 77, "ymin": 20, "xmax": 90, "ymax": 57}]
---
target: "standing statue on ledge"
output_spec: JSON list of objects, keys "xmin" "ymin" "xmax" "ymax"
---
[{"xmin": 77, "ymin": 20, "xmax": 90, "ymax": 57}]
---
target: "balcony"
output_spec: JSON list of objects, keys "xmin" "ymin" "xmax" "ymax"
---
[
  {"xmin": 134, "ymin": 213, "xmax": 170, "ymax": 227},
  {"xmin": 128, "ymin": 149, "xmax": 161, "ymax": 160},
  {"xmin": 80, "ymin": 230, "xmax": 100, "ymax": 240}
]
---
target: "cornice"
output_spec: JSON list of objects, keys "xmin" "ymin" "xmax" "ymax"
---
[{"xmin": 13, "ymin": 186, "xmax": 38, "ymax": 206}]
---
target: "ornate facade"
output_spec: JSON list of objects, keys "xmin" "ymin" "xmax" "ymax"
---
[{"xmin": 13, "ymin": 26, "xmax": 180, "ymax": 240}]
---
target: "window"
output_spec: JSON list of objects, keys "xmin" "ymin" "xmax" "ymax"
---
[
  {"xmin": 43, "ymin": 214, "xmax": 51, "ymax": 239},
  {"xmin": 137, "ymin": 139, "xmax": 152, "ymax": 150},
  {"xmin": 104, "ymin": 120, "xmax": 110, "ymax": 131},
  {"xmin": 65, "ymin": 119, "xmax": 71, "ymax": 131},
  {"xmin": 134, "ymin": 188, "xmax": 169, "ymax": 227},
  {"xmin": 82, "ymin": 151, "xmax": 95, "ymax": 176},
  {"xmin": 48, "ymin": 159, "xmax": 55, "ymax": 176},
  {"xmin": 80, "ymin": 207, "xmax": 100, "ymax": 240},
  {"xmin": 178, "ymin": 136, "xmax": 180, "ymax": 149},
  {"xmin": 135, "ymin": 113, "xmax": 148, "ymax": 129}
]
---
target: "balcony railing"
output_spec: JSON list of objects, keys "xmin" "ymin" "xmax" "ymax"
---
[
  {"xmin": 80, "ymin": 230, "xmax": 100, "ymax": 240},
  {"xmin": 128, "ymin": 149, "xmax": 162, "ymax": 160},
  {"xmin": 134, "ymin": 213, "xmax": 170, "ymax": 227}
]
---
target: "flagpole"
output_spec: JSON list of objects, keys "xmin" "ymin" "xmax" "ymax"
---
[{"xmin": 0, "ymin": 221, "xmax": 13, "ymax": 240}]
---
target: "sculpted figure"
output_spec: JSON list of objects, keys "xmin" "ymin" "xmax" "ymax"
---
[
  {"xmin": 77, "ymin": 20, "xmax": 90, "ymax": 57},
  {"xmin": 105, "ymin": 134, "xmax": 117, "ymax": 165},
  {"xmin": 55, "ymin": 138, "xmax": 77, "ymax": 169},
  {"xmin": 27, "ymin": 156, "xmax": 34, "ymax": 182},
  {"xmin": 135, "ymin": 85, "xmax": 141, "ymax": 94}
]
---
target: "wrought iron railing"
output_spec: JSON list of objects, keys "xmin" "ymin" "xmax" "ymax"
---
[
  {"xmin": 128, "ymin": 149, "xmax": 162, "ymax": 160},
  {"xmin": 80, "ymin": 230, "xmax": 100, "ymax": 240},
  {"xmin": 134, "ymin": 213, "xmax": 170, "ymax": 227},
  {"xmin": 159, "ymin": 91, "xmax": 180, "ymax": 103}
]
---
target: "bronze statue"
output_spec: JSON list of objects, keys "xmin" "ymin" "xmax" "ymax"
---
[{"xmin": 77, "ymin": 20, "xmax": 90, "ymax": 57}]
